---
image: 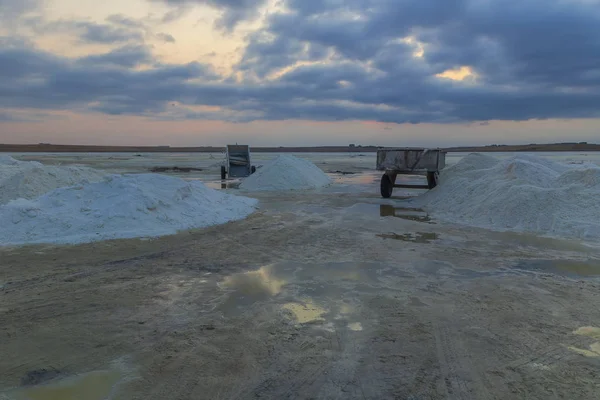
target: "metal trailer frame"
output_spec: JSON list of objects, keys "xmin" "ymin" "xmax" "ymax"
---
[
  {"xmin": 221, "ymin": 144, "xmax": 256, "ymax": 179},
  {"xmin": 376, "ymin": 147, "xmax": 447, "ymax": 198}
]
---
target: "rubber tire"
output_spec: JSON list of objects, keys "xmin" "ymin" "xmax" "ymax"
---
[
  {"xmin": 220, "ymin": 165, "xmax": 227, "ymax": 180},
  {"xmin": 426, "ymin": 171, "xmax": 439, "ymax": 189},
  {"xmin": 380, "ymin": 174, "xmax": 393, "ymax": 198},
  {"xmin": 251, "ymin": 165, "xmax": 256, "ymax": 174}
]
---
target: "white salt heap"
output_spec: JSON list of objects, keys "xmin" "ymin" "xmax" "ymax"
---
[
  {"xmin": 413, "ymin": 153, "xmax": 600, "ymax": 240},
  {"xmin": 0, "ymin": 173, "xmax": 258, "ymax": 246},
  {"xmin": 0, "ymin": 156, "xmax": 105, "ymax": 204},
  {"xmin": 240, "ymin": 155, "xmax": 331, "ymax": 191}
]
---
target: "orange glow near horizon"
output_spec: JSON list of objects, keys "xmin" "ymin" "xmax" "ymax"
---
[{"xmin": 2, "ymin": 110, "xmax": 600, "ymax": 147}]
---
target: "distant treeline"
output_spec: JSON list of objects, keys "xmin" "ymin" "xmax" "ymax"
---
[
  {"xmin": 0, "ymin": 143, "xmax": 599, "ymax": 153},
  {"xmin": 444, "ymin": 142, "xmax": 600, "ymax": 152}
]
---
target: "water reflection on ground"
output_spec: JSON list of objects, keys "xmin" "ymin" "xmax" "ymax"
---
[{"xmin": 379, "ymin": 204, "xmax": 434, "ymax": 223}]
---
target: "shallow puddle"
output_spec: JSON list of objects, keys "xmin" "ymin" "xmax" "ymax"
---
[
  {"xmin": 217, "ymin": 265, "xmax": 288, "ymax": 315},
  {"xmin": 342, "ymin": 203, "xmax": 432, "ymax": 223},
  {"xmin": 347, "ymin": 322, "xmax": 363, "ymax": 331},
  {"xmin": 220, "ymin": 265, "xmax": 287, "ymax": 296},
  {"xmin": 217, "ymin": 261, "xmax": 406, "ymax": 317},
  {"xmin": 568, "ymin": 326, "xmax": 600, "ymax": 358},
  {"xmin": 377, "ymin": 232, "xmax": 439, "ymax": 243},
  {"xmin": 331, "ymin": 173, "xmax": 379, "ymax": 185},
  {"xmin": 512, "ymin": 259, "xmax": 600, "ymax": 277},
  {"xmin": 379, "ymin": 204, "xmax": 433, "ymax": 223},
  {"xmin": 202, "ymin": 180, "xmax": 241, "ymax": 190},
  {"xmin": 281, "ymin": 300, "xmax": 327, "ymax": 324},
  {"xmin": 11, "ymin": 370, "xmax": 122, "ymax": 400}
]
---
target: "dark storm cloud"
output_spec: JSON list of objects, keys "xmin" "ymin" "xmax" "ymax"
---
[
  {"xmin": 3, "ymin": 0, "xmax": 600, "ymax": 123},
  {"xmin": 77, "ymin": 45, "xmax": 154, "ymax": 68},
  {"xmin": 0, "ymin": 0, "xmax": 40, "ymax": 19},
  {"xmin": 105, "ymin": 14, "xmax": 146, "ymax": 29},
  {"xmin": 156, "ymin": 32, "xmax": 176, "ymax": 43},
  {"xmin": 233, "ymin": 0, "xmax": 600, "ymax": 122},
  {"xmin": 0, "ymin": 46, "xmax": 222, "ymax": 117},
  {"xmin": 28, "ymin": 19, "xmax": 145, "ymax": 44},
  {"xmin": 78, "ymin": 22, "xmax": 144, "ymax": 43},
  {"xmin": 150, "ymin": 0, "xmax": 268, "ymax": 30}
]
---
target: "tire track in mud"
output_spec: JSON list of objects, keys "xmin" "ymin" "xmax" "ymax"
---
[
  {"xmin": 432, "ymin": 319, "xmax": 495, "ymax": 400},
  {"xmin": 229, "ymin": 327, "xmax": 336, "ymax": 399}
]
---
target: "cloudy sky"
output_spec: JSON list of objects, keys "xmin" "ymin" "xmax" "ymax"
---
[{"xmin": 1, "ymin": 0, "xmax": 599, "ymax": 147}]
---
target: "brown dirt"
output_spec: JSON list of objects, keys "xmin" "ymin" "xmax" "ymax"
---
[{"xmin": 2, "ymin": 192, "xmax": 600, "ymax": 399}]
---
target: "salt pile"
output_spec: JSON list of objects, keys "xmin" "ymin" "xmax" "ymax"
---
[
  {"xmin": 413, "ymin": 153, "xmax": 600, "ymax": 240},
  {"xmin": 0, "ymin": 156, "xmax": 105, "ymax": 204},
  {"xmin": 240, "ymin": 155, "xmax": 331, "ymax": 191},
  {"xmin": 0, "ymin": 174, "xmax": 258, "ymax": 246}
]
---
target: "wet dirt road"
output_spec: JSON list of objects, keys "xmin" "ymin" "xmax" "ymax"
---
[{"xmin": 2, "ymin": 180, "xmax": 600, "ymax": 399}]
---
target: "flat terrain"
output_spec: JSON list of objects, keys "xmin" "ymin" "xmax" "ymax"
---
[
  {"xmin": 1, "ymin": 142, "xmax": 599, "ymax": 153},
  {"xmin": 2, "ymin": 176, "xmax": 600, "ymax": 399}
]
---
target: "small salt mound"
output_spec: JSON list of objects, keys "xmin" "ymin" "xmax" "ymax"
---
[
  {"xmin": 413, "ymin": 153, "xmax": 600, "ymax": 240},
  {"xmin": 0, "ymin": 157, "xmax": 105, "ymax": 204},
  {"xmin": 443, "ymin": 152, "xmax": 499, "ymax": 174},
  {"xmin": 555, "ymin": 168, "xmax": 600, "ymax": 188},
  {"xmin": 239, "ymin": 155, "xmax": 331, "ymax": 191},
  {"xmin": 0, "ymin": 164, "xmax": 106, "ymax": 205},
  {"xmin": 0, "ymin": 174, "xmax": 258, "ymax": 246},
  {"xmin": 0, "ymin": 155, "xmax": 23, "ymax": 165}
]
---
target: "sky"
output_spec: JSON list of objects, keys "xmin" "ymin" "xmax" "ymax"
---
[{"xmin": 1, "ymin": 0, "xmax": 600, "ymax": 147}]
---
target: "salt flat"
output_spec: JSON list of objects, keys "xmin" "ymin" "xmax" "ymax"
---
[{"xmin": 1, "ymin": 151, "xmax": 600, "ymax": 399}]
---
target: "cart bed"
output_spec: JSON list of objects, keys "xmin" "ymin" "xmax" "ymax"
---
[{"xmin": 376, "ymin": 148, "xmax": 446, "ymax": 172}]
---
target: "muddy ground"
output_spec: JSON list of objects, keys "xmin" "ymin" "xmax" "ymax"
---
[{"xmin": 2, "ymin": 179, "xmax": 600, "ymax": 399}]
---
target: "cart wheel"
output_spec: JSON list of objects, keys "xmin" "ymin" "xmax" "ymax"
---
[
  {"xmin": 251, "ymin": 165, "xmax": 256, "ymax": 174},
  {"xmin": 380, "ymin": 174, "xmax": 393, "ymax": 198},
  {"xmin": 220, "ymin": 165, "xmax": 227, "ymax": 180},
  {"xmin": 426, "ymin": 171, "xmax": 439, "ymax": 189}
]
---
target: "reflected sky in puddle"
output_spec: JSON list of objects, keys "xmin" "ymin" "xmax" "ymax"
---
[
  {"xmin": 220, "ymin": 265, "xmax": 287, "ymax": 296},
  {"xmin": 216, "ymin": 262, "xmax": 387, "ymax": 319},
  {"xmin": 281, "ymin": 300, "xmax": 327, "ymax": 324},
  {"xmin": 410, "ymin": 258, "xmax": 600, "ymax": 281},
  {"xmin": 379, "ymin": 204, "xmax": 434, "ymax": 223},
  {"xmin": 347, "ymin": 322, "xmax": 363, "ymax": 331},
  {"xmin": 481, "ymin": 230, "xmax": 597, "ymax": 253},
  {"xmin": 202, "ymin": 181, "xmax": 241, "ymax": 190},
  {"xmin": 377, "ymin": 232, "xmax": 439, "ymax": 243},
  {"xmin": 217, "ymin": 264, "xmax": 288, "ymax": 316},
  {"xmin": 340, "ymin": 203, "xmax": 434, "ymax": 223},
  {"xmin": 331, "ymin": 173, "xmax": 379, "ymax": 185},
  {"xmin": 9, "ymin": 370, "xmax": 123, "ymax": 400},
  {"xmin": 410, "ymin": 260, "xmax": 516, "ymax": 281},
  {"xmin": 512, "ymin": 259, "xmax": 600, "ymax": 277},
  {"xmin": 568, "ymin": 327, "xmax": 600, "ymax": 358}
]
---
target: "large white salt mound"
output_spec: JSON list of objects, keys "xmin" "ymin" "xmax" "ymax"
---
[
  {"xmin": 0, "ymin": 174, "xmax": 258, "ymax": 246},
  {"xmin": 0, "ymin": 157, "xmax": 105, "ymax": 204},
  {"xmin": 412, "ymin": 153, "xmax": 600, "ymax": 240},
  {"xmin": 0, "ymin": 155, "xmax": 24, "ymax": 166},
  {"xmin": 0, "ymin": 164, "xmax": 106, "ymax": 205},
  {"xmin": 239, "ymin": 155, "xmax": 331, "ymax": 191}
]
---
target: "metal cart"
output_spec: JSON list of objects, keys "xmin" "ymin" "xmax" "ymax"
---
[
  {"xmin": 376, "ymin": 147, "xmax": 446, "ymax": 198},
  {"xmin": 221, "ymin": 145, "xmax": 256, "ymax": 179}
]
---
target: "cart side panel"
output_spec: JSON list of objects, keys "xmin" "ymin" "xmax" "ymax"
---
[
  {"xmin": 226, "ymin": 145, "xmax": 252, "ymax": 177},
  {"xmin": 227, "ymin": 145, "xmax": 250, "ymax": 154},
  {"xmin": 420, "ymin": 151, "xmax": 443, "ymax": 171},
  {"xmin": 376, "ymin": 150, "xmax": 408, "ymax": 171},
  {"xmin": 377, "ymin": 149, "xmax": 445, "ymax": 171},
  {"xmin": 437, "ymin": 151, "xmax": 446, "ymax": 170}
]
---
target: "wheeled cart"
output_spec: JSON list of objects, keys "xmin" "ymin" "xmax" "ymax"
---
[
  {"xmin": 376, "ymin": 148, "xmax": 446, "ymax": 198},
  {"xmin": 221, "ymin": 145, "xmax": 256, "ymax": 179}
]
